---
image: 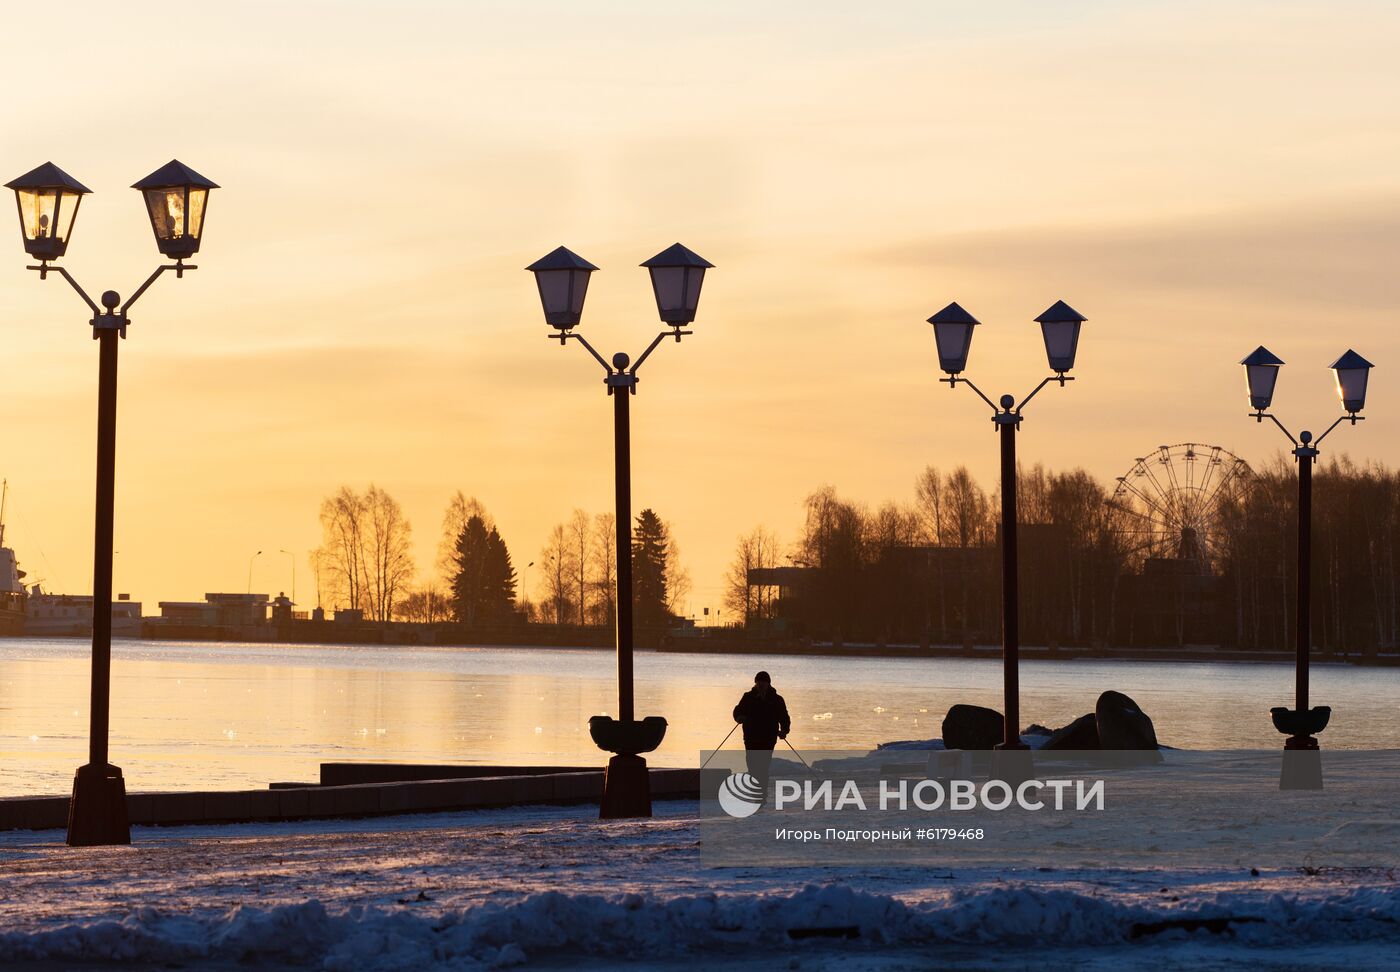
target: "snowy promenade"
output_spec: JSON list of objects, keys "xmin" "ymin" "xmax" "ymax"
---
[{"xmin": 2, "ymin": 801, "xmax": 1398, "ymax": 970}]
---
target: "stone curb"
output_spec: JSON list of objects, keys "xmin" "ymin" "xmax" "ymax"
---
[{"xmin": 0, "ymin": 767, "xmax": 700, "ymax": 832}]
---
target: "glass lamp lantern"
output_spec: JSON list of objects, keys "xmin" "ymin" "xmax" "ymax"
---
[
  {"xmin": 132, "ymin": 160, "xmax": 219, "ymax": 260},
  {"xmin": 1240, "ymin": 346, "xmax": 1285, "ymax": 411},
  {"xmin": 5, "ymin": 162, "xmax": 91, "ymax": 261},
  {"xmin": 1035, "ymin": 300, "xmax": 1088, "ymax": 374},
  {"xmin": 526, "ymin": 246, "xmax": 599, "ymax": 329},
  {"xmin": 1329, "ymin": 349, "xmax": 1373, "ymax": 414},
  {"xmin": 640, "ymin": 242, "xmax": 713, "ymax": 325},
  {"xmin": 926, "ymin": 302, "xmax": 980, "ymax": 375}
]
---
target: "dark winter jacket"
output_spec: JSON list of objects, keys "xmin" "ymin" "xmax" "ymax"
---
[{"xmin": 733, "ymin": 688, "xmax": 791, "ymax": 749}]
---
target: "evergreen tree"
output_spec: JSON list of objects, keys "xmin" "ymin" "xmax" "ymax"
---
[
  {"xmin": 452, "ymin": 515, "xmax": 518, "ymax": 624},
  {"xmin": 483, "ymin": 526, "xmax": 518, "ymax": 620},
  {"xmin": 452, "ymin": 515, "xmax": 491, "ymax": 625},
  {"xmin": 632, "ymin": 509, "xmax": 671, "ymax": 626}
]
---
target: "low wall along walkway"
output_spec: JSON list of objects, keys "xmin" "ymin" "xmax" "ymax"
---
[{"xmin": 0, "ymin": 765, "xmax": 701, "ymax": 832}]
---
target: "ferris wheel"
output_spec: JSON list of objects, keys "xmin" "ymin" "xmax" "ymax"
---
[{"xmin": 1107, "ymin": 443, "xmax": 1250, "ymax": 572}]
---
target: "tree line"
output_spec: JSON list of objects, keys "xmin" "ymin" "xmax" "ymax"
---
[
  {"xmin": 311, "ymin": 487, "xmax": 690, "ymax": 629},
  {"xmin": 307, "ymin": 453, "xmax": 1400, "ymax": 651},
  {"xmin": 722, "ymin": 456, "xmax": 1400, "ymax": 652}
]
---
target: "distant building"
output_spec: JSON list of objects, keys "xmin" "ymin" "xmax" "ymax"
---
[
  {"xmin": 1115, "ymin": 556, "xmax": 1224, "ymax": 647},
  {"xmin": 270, "ymin": 592, "xmax": 293, "ymax": 624},
  {"xmin": 157, "ymin": 593, "xmax": 270, "ymax": 627}
]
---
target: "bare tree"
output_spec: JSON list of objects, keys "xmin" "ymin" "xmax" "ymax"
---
[
  {"xmin": 364, "ymin": 485, "xmax": 416, "ymax": 622},
  {"xmin": 569, "ymin": 508, "xmax": 594, "ymax": 626},
  {"xmin": 397, "ymin": 583, "xmax": 451, "ymax": 622},
  {"xmin": 316, "ymin": 486, "xmax": 368, "ymax": 612},
  {"xmin": 665, "ymin": 521, "xmax": 692, "ymax": 616},
  {"xmin": 539, "ymin": 523, "xmax": 574, "ymax": 624},
  {"xmin": 437, "ymin": 491, "xmax": 489, "ymax": 584},
  {"xmin": 943, "ymin": 467, "xmax": 991, "ymax": 548},
  {"xmin": 914, "ymin": 466, "xmax": 945, "ymax": 545},
  {"xmin": 592, "ymin": 511, "xmax": 617, "ymax": 626},
  {"xmin": 724, "ymin": 526, "xmax": 781, "ymax": 623}
]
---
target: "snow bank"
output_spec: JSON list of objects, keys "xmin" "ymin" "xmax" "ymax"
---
[{"xmin": 3, "ymin": 883, "xmax": 1398, "ymax": 969}]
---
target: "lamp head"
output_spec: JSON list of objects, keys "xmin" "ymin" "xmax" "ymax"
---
[
  {"xmin": 926, "ymin": 301, "xmax": 979, "ymax": 375},
  {"xmin": 1034, "ymin": 300, "xmax": 1087, "ymax": 374},
  {"xmin": 5, "ymin": 161, "xmax": 91, "ymax": 261},
  {"xmin": 132, "ymin": 160, "xmax": 218, "ymax": 260},
  {"xmin": 1240, "ymin": 345, "xmax": 1285, "ymax": 411},
  {"xmin": 1329, "ymin": 349, "xmax": 1373, "ymax": 414},
  {"xmin": 641, "ymin": 242, "xmax": 712, "ymax": 325},
  {"xmin": 526, "ymin": 246, "xmax": 597, "ymax": 329}
]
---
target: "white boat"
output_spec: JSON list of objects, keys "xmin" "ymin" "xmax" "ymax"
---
[
  {"xmin": 24, "ymin": 586, "xmax": 144, "ymax": 638},
  {"xmin": 0, "ymin": 482, "xmax": 26, "ymax": 635}
]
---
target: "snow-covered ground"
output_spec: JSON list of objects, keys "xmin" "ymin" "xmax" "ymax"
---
[{"xmin": 1, "ymin": 801, "xmax": 1398, "ymax": 970}]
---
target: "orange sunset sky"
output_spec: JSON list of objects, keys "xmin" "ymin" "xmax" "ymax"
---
[{"xmin": 2, "ymin": 1, "xmax": 1398, "ymax": 611}]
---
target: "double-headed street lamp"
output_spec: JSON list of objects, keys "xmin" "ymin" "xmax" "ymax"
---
[
  {"xmin": 1240, "ymin": 346, "xmax": 1373, "ymax": 789},
  {"xmin": 925, "ymin": 300, "xmax": 1088, "ymax": 780},
  {"xmin": 7, "ymin": 159, "xmax": 217, "ymax": 846},
  {"xmin": 527, "ymin": 242, "xmax": 713, "ymax": 818}
]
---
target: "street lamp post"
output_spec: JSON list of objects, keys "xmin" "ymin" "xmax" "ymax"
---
[
  {"xmin": 1240, "ymin": 345, "xmax": 1373, "ymax": 789},
  {"xmin": 527, "ymin": 242, "xmax": 713, "ymax": 818},
  {"xmin": 925, "ymin": 300, "xmax": 1087, "ymax": 781},
  {"xmin": 7, "ymin": 159, "xmax": 218, "ymax": 846},
  {"xmin": 247, "ymin": 550, "xmax": 263, "ymax": 595}
]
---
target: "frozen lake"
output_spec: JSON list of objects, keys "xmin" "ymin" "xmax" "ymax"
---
[{"xmin": 2, "ymin": 637, "xmax": 1399, "ymax": 796}]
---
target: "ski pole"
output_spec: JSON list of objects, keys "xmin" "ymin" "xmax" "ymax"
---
[
  {"xmin": 699, "ymin": 722, "xmax": 740, "ymax": 771},
  {"xmin": 782, "ymin": 736, "xmax": 816, "ymax": 774}
]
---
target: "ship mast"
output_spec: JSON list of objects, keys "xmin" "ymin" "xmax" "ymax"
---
[{"xmin": 0, "ymin": 479, "xmax": 7, "ymax": 549}]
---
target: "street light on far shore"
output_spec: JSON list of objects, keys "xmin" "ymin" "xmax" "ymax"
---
[
  {"xmin": 8, "ymin": 158, "xmax": 217, "ymax": 847},
  {"xmin": 1240, "ymin": 344, "xmax": 1374, "ymax": 789},
  {"xmin": 526, "ymin": 241, "xmax": 713, "ymax": 819},
  {"xmin": 248, "ymin": 551, "xmax": 263, "ymax": 595},
  {"xmin": 925, "ymin": 299, "xmax": 1088, "ymax": 783},
  {"xmin": 279, "ymin": 550, "xmax": 296, "ymax": 606}
]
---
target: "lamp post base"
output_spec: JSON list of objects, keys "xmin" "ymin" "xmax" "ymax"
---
[
  {"xmin": 599, "ymin": 754, "xmax": 653, "ymax": 819},
  {"xmin": 66, "ymin": 762, "xmax": 130, "ymax": 847},
  {"xmin": 1280, "ymin": 738, "xmax": 1323, "ymax": 791},
  {"xmin": 990, "ymin": 744, "xmax": 1034, "ymax": 786}
]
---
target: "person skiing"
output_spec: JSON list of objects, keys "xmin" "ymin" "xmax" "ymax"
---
[{"xmin": 732, "ymin": 670, "xmax": 791, "ymax": 786}]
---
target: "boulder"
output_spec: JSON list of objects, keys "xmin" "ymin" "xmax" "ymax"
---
[
  {"xmin": 1095, "ymin": 691, "xmax": 1161, "ymax": 756},
  {"xmin": 1041, "ymin": 713, "xmax": 1100, "ymax": 751},
  {"xmin": 941, "ymin": 704, "xmax": 1005, "ymax": 751}
]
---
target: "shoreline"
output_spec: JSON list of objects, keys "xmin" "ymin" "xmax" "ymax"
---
[{"xmin": 6, "ymin": 631, "xmax": 1399, "ymax": 666}]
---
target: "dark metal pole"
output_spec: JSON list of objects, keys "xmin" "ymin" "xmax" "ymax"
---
[
  {"xmin": 1296, "ymin": 449, "xmax": 1312, "ymax": 714},
  {"xmin": 998, "ymin": 414, "xmax": 1025, "ymax": 750},
  {"xmin": 613, "ymin": 384, "xmax": 634, "ymax": 724},
  {"xmin": 90, "ymin": 326, "xmax": 119, "ymax": 767},
  {"xmin": 67, "ymin": 320, "xmax": 129, "ymax": 846}
]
